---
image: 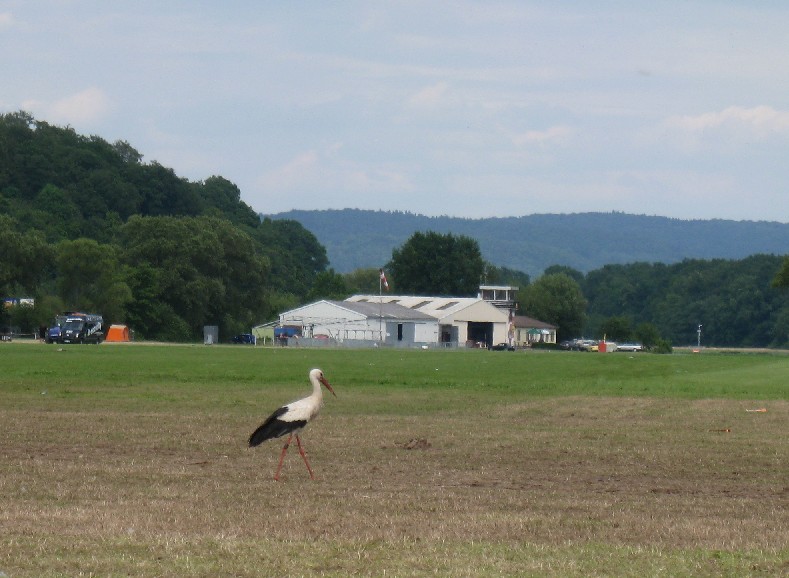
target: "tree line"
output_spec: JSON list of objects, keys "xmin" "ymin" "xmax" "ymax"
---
[
  {"xmin": 2, "ymin": 111, "xmax": 788, "ymax": 347},
  {"xmin": 581, "ymin": 255, "xmax": 789, "ymax": 347}
]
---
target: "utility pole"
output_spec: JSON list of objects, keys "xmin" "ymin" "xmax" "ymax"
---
[{"xmin": 697, "ymin": 324, "xmax": 702, "ymax": 349}]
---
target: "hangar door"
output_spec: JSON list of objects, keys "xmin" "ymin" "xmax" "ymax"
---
[
  {"xmin": 467, "ymin": 321, "xmax": 493, "ymax": 348},
  {"xmin": 440, "ymin": 324, "xmax": 458, "ymax": 345},
  {"xmin": 385, "ymin": 321, "xmax": 415, "ymax": 346}
]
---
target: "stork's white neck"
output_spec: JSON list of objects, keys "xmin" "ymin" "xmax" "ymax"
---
[{"xmin": 308, "ymin": 372, "xmax": 324, "ymax": 402}]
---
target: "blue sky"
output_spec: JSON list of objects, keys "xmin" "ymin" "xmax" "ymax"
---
[{"xmin": 3, "ymin": 1, "xmax": 789, "ymax": 221}]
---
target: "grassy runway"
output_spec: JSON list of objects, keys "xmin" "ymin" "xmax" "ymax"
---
[{"xmin": 1, "ymin": 343, "xmax": 787, "ymax": 576}]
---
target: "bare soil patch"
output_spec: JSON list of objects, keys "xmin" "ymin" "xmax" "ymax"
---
[{"xmin": 1, "ymin": 396, "xmax": 786, "ymax": 576}]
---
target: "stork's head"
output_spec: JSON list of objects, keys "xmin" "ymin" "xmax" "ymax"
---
[{"xmin": 310, "ymin": 368, "xmax": 336, "ymax": 397}]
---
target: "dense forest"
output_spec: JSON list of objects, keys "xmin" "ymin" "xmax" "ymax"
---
[
  {"xmin": 271, "ymin": 209, "xmax": 789, "ymax": 278},
  {"xmin": 2, "ymin": 112, "xmax": 788, "ymax": 347},
  {"xmin": 581, "ymin": 255, "xmax": 789, "ymax": 347},
  {"xmin": 0, "ymin": 111, "xmax": 327, "ymax": 340}
]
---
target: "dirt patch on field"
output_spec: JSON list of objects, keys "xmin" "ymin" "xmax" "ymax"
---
[
  {"xmin": 1, "ymin": 397, "xmax": 787, "ymax": 575},
  {"xmin": 3, "ymin": 399, "xmax": 786, "ymax": 541}
]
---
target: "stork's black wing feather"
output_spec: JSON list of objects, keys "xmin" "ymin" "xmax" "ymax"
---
[{"xmin": 248, "ymin": 406, "xmax": 306, "ymax": 447}]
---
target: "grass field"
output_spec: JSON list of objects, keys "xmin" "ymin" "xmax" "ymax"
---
[{"xmin": 1, "ymin": 342, "xmax": 787, "ymax": 577}]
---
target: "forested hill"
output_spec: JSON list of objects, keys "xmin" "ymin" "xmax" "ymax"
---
[
  {"xmin": 1, "ymin": 111, "xmax": 329, "ymax": 340},
  {"xmin": 270, "ymin": 209, "xmax": 789, "ymax": 277}
]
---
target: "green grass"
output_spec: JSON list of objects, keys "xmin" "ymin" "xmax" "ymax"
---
[
  {"xmin": 1, "ymin": 342, "xmax": 787, "ymax": 577},
  {"xmin": 5, "ymin": 342, "xmax": 788, "ymax": 397},
  {"xmin": 2, "ymin": 343, "xmax": 786, "ymax": 417}
]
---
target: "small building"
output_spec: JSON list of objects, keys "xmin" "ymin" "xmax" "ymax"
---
[
  {"xmin": 251, "ymin": 321, "xmax": 276, "ymax": 345},
  {"xmin": 512, "ymin": 315, "xmax": 558, "ymax": 347}
]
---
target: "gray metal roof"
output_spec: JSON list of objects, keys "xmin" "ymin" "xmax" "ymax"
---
[
  {"xmin": 513, "ymin": 315, "xmax": 557, "ymax": 329},
  {"xmin": 347, "ymin": 295, "xmax": 484, "ymax": 318},
  {"xmin": 327, "ymin": 300, "xmax": 436, "ymax": 321}
]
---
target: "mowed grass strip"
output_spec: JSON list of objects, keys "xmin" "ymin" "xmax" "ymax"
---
[{"xmin": 1, "ymin": 343, "xmax": 787, "ymax": 577}]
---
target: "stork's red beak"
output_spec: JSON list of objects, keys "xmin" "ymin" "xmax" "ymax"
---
[{"xmin": 320, "ymin": 375, "xmax": 336, "ymax": 397}]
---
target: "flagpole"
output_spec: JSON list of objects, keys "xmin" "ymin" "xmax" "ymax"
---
[
  {"xmin": 379, "ymin": 271, "xmax": 383, "ymax": 342},
  {"xmin": 378, "ymin": 268, "xmax": 389, "ymax": 342}
]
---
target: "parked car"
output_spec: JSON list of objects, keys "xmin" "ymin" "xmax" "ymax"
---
[
  {"xmin": 491, "ymin": 342, "xmax": 515, "ymax": 351},
  {"xmin": 576, "ymin": 339, "xmax": 597, "ymax": 351},
  {"xmin": 232, "ymin": 333, "xmax": 256, "ymax": 344},
  {"xmin": 44, "ymin": 314, "xmax": 68, "ymax": 343},
  {"xmin": 617, "ymin": 343, "xmax": 643, "ymax": 352}
]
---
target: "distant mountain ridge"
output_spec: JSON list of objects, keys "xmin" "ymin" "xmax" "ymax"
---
[{"xmin": 269, "ymin": 209, "xmax": 789, "ymax": 277}]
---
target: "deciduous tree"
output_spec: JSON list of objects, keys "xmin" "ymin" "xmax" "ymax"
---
[
  {"xmin": 120, "ymin": 215, "xmax": 269, "ymax": 340},
  {"xmin": 0, "ymin": 215, "xmax": 54, "ymax": 296},
  {"xmin": 306, "ymin": 269, "xmax": 349, "ymax": 302},
  {"xmin": 599, "ymin": 315, "xmax": 633, "ymax": 342},
  {"xmin": 388, "ymin": 231, "xmax": 485, "ymax": 296},
  {"xmin": 773, "ymin": 256, "xmax": 789, "ymax": 289},
  {"xmin": 521, "ymin": 273, "xmax": 587, "ymax": 341},
  {"xmin": 56, "ymin": 238, "xmax": 131, "ymax": 322}
]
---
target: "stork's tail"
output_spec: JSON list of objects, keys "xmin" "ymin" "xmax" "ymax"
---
[{"xmin": 249, "ymin": 406, "xmax": 302, "ymax": 446}]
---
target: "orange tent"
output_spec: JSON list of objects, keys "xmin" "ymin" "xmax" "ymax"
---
[{"xmin": 105, "ymin": 324, "xmax": 130, "ymax": 342}]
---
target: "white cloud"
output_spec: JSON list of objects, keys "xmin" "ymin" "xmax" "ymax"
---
[
  {"xmin": 23, "ymin": 88, "xmax": 112, "ymax": 128},
  {"xmin": 256, "ymin": 146, "xmax": 414, "ymax": 210},
  {"xmin": 49, "ymin": 87, "xmax": 111, "ymax": 125},
  {"xmin": 669, "ymin": 106, "xmax": 789, "ymax": 134},
  {"xmin": 512, "ymin": 125, "xmax": 572, "ymax": 146},
  {"xmin": 408, "ymin": 82, "xmax": 450, "ymax": 108},
  {"xmin": 666, "ymin": 105, "xmax": 789, "ymax": 138},
  {"xmin": 262, "ymin": 150, "xmax": 320, "ymax": 191}
]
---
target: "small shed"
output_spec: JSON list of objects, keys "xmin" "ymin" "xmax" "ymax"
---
[
  {"xmin": 251, "ymin": 321, "xmax": 276, "ymax": 345},
  {"xmin": 203, "ymin": 325, "xmax": 219, "ymax": 345}
]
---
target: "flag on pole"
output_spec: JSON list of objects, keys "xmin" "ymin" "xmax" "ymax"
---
[{"xmin": 379, "ymin": 269, "xmax": 389, "ymax": 290}]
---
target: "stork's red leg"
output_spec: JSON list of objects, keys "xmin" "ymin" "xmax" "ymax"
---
[
  {"xmin": 274, "ymin": 433, "xmax": 293, "ymax": 481},
  {"xmin": 295, "ymin": 434, "xmax": 314, "ymax": 480}
]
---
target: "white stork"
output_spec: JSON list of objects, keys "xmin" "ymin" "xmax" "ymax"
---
[{"xmin": 248, "ymin": 368, "xmax": 336, "ymax": 480}]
